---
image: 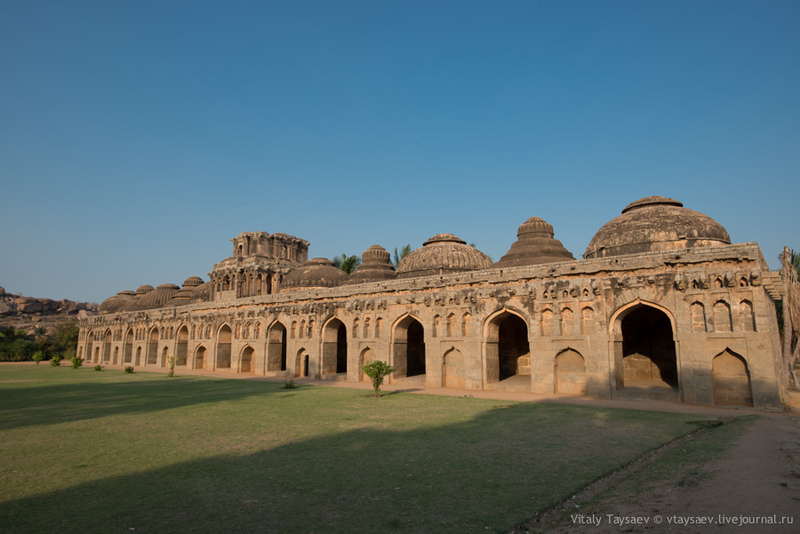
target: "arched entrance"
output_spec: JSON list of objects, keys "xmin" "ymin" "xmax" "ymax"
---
[
  {"xmin": 195, "ymin": 346, "xmax": 206, "ymax": 370},
  {"xmin": 135, "ymin": 346, "xmax": 141, "ymax": 366},
  {"xmin": 176, "ymin": 326, "xmax": 189, "ymax": 366},
  {"xmin": 359, "ymin": 348, "xmax": 374, "ymax": 382},
  {"xmin": 103, "ymin": 330, "xmax": 112, "ymax": 363},
  {"xmin": 216, "ymin": 325, "xmax": 232, "ymax": 369},
  {"xmin": 267, "ymin": 322, "xmax": 287, "ymax": 372},
  {"xmin": 393, "ymin": 316, "xmax": 426, "ymax": 379},
  {"xmin": 712, "ymin": 349, "xmax": 753, "ymax": 406},
  {"xmin": 240, "ymin": 346, "xmax": 254, "ymax": 373},
  {"xmin": 616, "ymin": 304, "xmax": 678, "ymax": 394},
  {"xmin": 322, "ymin": 318, "xmax": 347, "ymax": 376},
  {"xmin": 485, "ymin": 311, "xmax": 529, "ymax": 384},
  {"xmin": 86, "ymin": 332, "xmax": 94, "ymax": 364},
  {"xmin": 147, "ymin": 328, "xmax": 159, "ymax": 365},
  {"xmin": 124, "ymin": 329, "xmax": 133, "ymax": 363}
]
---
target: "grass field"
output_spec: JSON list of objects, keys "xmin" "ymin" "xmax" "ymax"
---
[{"xmin": 0, "ymin": 365, "xmax": 724, "ymax": 533}]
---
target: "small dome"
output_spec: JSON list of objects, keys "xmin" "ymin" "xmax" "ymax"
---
[
  {"xmin": 344, "ymin": 245, "xmax": 397, "ymax": 284},
  {"xmin": 99, "ymin": 290, "xmax": 136, "ymax": 314},
  {"xmin": 136, "ymin": 284, "xmax": 155, "ymax": 295},
  {"xmin": 397, "ymin": 234, "xmax": 492, "ymax": 278},
  {"xmin": 494, "ymin": 217, "xmax": 574, "ymax": 268},
  {"xmin": 585, "ymin": 196, "xmax": 731, "ymax": 259},
  {"xmin": 182, "ymin": 276, "xmax": 204, "ymax": 287},
  {"xmin": 280, "ymin": 258, "xmax": 349, "ymax": 291}
]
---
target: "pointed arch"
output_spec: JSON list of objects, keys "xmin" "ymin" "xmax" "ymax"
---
[
  {"xmin": 146, "ymin": 327, "xmax": 159, "ymax": 365},
  {"xmin": 123, "ymin": 328, "xmax": 134, "ymax": 364},
  {"xmin": 555, "ymin": 348, "xmax": 587, "ymax": 395},
  {"xmin": 216, "ymin": 324, "xmax": 232, "ymax": 369},
  {"xmin": 322, "ymin": 317, "xmax": 347, "ymax": 375},
  {"xmin": 176, "ymin": 325, "xmax": 189, "ymax": 366},
  {"xmin": 712, "ymin": 349, "xmax": 752, "ymax": 406},
  {"xmin": 194, "ymin": 345, "xmax": 206, "ymax": 370},
  {"xmin": 484, "ymin": 308, "xmax": 530, "ymax": 383},
  {"xmin": 442, "ymin": 347, "xmax": 465, "ymax": 388},
  {"xmin": 391, "ymin": 314, "xmax": 426, "ymax": 378},
  {"xmin": 267, "ymin": 321, "xmax": 287, "ymax": 372},
  {"xmin": 239, "ymin": 345, "xmax": 254, "ymax": 373}
]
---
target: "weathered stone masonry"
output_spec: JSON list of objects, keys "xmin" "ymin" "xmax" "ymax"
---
[{"xmin": 78, "ymin": 197, "xmax": 787, "ymax": 409}]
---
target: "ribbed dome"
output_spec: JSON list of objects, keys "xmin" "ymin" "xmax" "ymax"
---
[
  {"xmin": 135, "ymin": 284, "xmax": 179, "ymax": 309},
  {"xmin": 182, "ymin": 276, "xmax": 204, "ymax": 287},
  {"xmin": 136, "ymin": 284, "xmax": 155, "ymax": 295},
  {"xmin": 494, "ymin": 217, "xmax": 574, "ymax": 268},
  {"xmin": 99, "ymin": 290, "xmax": 136, "ymax": 314},
  {"xmin": 584, "ymin": 196, "xmax": 731, "ymax": 259},
  {"xmin": 345, "ymin": 245, "xmax": 397, "ymax": 284},
  {"xmin": 280, "ymin": 258, "xmax": 349, "ymax": 291},
  {"xmin": 397, "ymin": 234, "xmax": 492, "ymax": 278}
]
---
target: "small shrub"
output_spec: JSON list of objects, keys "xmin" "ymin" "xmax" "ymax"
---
[
  {"xmin": 124, "ymin": 366, "xmax": 134, "ymax": 374},
  {"xmin": 166, "ymin": 354, "xmax": 177, "ymax": 377},
  {"xmin": 94, "ymin": 365, "xmax": 103, "ymax": 371},
  {"xmin": 49, "ymin": 355, "xmax": 63, "ymax": 367},
  {"xmin": 70, "ymin": 356, "xmax": 84, "ymax": 369},
  {"xmin": 32, "ymin": 351, "xmax": 45, "ymax": 365},
  {"xmin": 362, "ymin": 360, "xmax": 396, "ymax": 397},
  {"xmin": 281, "ymin": 378, "xmax": 297, "ymax": 389}
]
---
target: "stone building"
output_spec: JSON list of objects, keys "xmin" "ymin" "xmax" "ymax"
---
[{"xmin": 78, "ymin": 196, "xmax": 787, "ymax": 409}]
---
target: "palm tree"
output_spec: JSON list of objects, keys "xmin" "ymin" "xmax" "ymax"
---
[
  {"xmin": 333, "ymin": 254, "xmax": 361, "ymax": 274},
  {"xmin": 392, "ymin": 245, "xmax": 412, "ymax": 269}
]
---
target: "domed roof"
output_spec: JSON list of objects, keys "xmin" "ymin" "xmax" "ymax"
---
[
  {"xmin": 99, "ymin": 290, "xmax": 136, "ymax": 314},
  {"xmin": 397, "ymin": 234, "xmax": 492, "ymax": 278},
  {"xmin": 182, "ymin": 276, "xmax": 204, "ymax": 287},
  {"xmin": 136, "ymin": 284, "xmax": 155, "ymax": 295},
  {"xmin": 584, "ymin": 196, "xmax": 731, "ymax": 259},
  {"xmin": 280, "ymin": 258, "xmax": 349, "ymax": 291},
  {"xmin": 134, "ymin": 284, "xmax": 179, "ymax": 309},
  {"xmin": 494, "ymin": 217, "xmax": 574, "ymax": 268},
  {"xmin": 344, "ymin": 245, "xmax": 397, "ymax": 284}
]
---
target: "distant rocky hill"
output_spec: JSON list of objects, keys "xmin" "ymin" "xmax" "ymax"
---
[{"xmin": 0, "ymin": 286, "xmax": 98, "ymax": 335}]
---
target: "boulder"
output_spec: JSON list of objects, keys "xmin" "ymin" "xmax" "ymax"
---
[{"xmin": 15, "ymin": 298, "xmax": 42, "ymax": 314}]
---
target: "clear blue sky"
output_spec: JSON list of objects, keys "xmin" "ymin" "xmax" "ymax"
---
[{"xmin": 1, "ymin": 0, "xmax": 798, "ymax": 303}]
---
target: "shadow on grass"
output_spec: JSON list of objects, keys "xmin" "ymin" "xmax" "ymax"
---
[
  {"xmin": 0, "ymin": 398, "xmax": 718, "ymax": 534},
  {"xmin": 0, "ymin": 370, "xmax": 288, "ymax": 431}
]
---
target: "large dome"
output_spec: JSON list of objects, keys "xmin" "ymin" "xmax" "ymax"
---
[
  {"xmin": 134, "ymin": 283, "xmax": 180, "ymax": 310},
  {"xmin": 397, "ymin": 234, "xmax": 492, "ymax": 278},
  {"xmin": 584, "ymin": 196, "xmax": 731, "ymax": 259},
  {"xmin": 281, "ymin": 258, "xmax": 349, "ymax": 291},
  {"xmin": 494, "ymin": 217, "xmax": 574, "ymax": 268}
]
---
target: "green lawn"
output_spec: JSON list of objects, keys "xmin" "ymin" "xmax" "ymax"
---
[{"xmin": 0, "ymin": 365, "xmax": 721, "ymax": 533}]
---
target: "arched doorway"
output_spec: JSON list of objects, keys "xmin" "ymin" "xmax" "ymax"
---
[
  {"xmin": 103, "ymin": 330, "xmax": 112, "ymax": 363},
  {"xmin": 240, "ymin": 346, "xmax": 254, "ymax": 373},
  {"xmin": 195, "ymin": 346, "xmax": 206, "ymax": 370},
  {"xmin": 267, "ymin": 322, "xmax": 287, "ymax": 372},
  {"xmin": 216, "ymin": 325, "xmax": 232, "ymax": 369},
  {"xmin": 617, "ymin": 304, "xmax": 678, "ymax": 392},
  {"xmin": 485, "ymin": 311, "xmax": 529, "ymax": 384},
  {"xmin": 147, "ymin": 328, "xmax": 159, "ymax": 365},
  {"xmin": 393, "ymin": 316, "xmax": 425, "ymax": 378},
  {"xmin": 712, "ymin": 350, "xmax": 753, "ymax": 406},
  {"xmin": 135, "ymin": 346, "xmax": 141, "ymax": 366},
  {"xmin": 176, "ymin": 326, "xmax": 189, "ymax": 366},
  {"xmin": 322, "ymin": 318, "xmax": 347, "ymax": 376},
  {"xmin": 124, "ymin": 329, "xmax": 133, "ymax": 363},
  {"xmin": 86, "ymin": 332, "xmax": 94, "ymax": 363}
]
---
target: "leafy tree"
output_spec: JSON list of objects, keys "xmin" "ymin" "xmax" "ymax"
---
[
  {"xmin": 32, "ymin": 351, "xmax": 45, "ymax": 365},
  {"xmin": 362, "ymin": 360, "xmax": 395, "ymax": 397},
  {"xmin": 392, "ymin": 245, "xmax": 412, "ymax": 269},
  {"xmin": 53, "ymin": 322, "xmax": 79, "ymax": 355},
  {"xmin": 333, "ymin": 254, "xmax": 361, "ymax": 274}
]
